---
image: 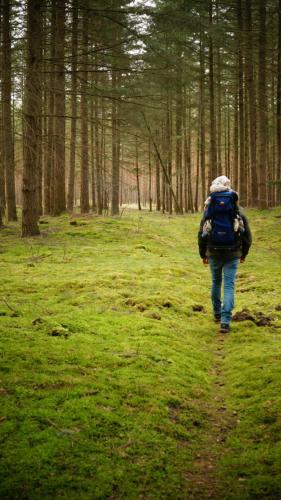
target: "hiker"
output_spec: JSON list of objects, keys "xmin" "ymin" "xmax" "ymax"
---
[{"xmin": 198, "ymin": 176, "xmax": 252, "ymax": 333}]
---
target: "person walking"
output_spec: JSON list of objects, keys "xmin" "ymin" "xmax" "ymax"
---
[{"xmin": 198, "ymin": 176, "xmax": 252, "ymax": 333}]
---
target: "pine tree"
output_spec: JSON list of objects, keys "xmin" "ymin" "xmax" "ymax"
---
[
  {"xmin": 2, "ymin": 0, "xmax": 17, "ymax": 221},
  {"xmin": 80, "ymin": 2, "xmax": 90, "ymax": 214},
  {"xmin": 52, "ymin": 0, "xmax": 66, "ymax": 215},
  {"xmin": 22, "ymin": 0, "xmax": 42, "ymax": 237},
  {"xmin": 257, "ymin": 0, "xmax": 268, "ymax": 208},
  {"xmin": 67, "ymin": 0, "xmax": 78, "ymax": 212}
]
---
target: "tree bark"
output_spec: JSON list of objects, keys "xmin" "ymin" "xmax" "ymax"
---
[
  {"xmin": 199, "ymin": 34, "xmax": 206, "ymax": 205},
  {"xmin": 44, "ymin": 0, "xmax": 56, "ymax": 214},
  {"xmin": 36, "ymin": 8, "xmax": 43, "ymax": 217},
  {"xmin": 257, "ymin": 0, "xmax": 268, "ymax": 208},
  {"xmin": 135, "ymin": 137, "xmax": 141, "ymax": 211},
  {"xmin": 52, "ymin": 0, "xmax": 66, "ymax": 215},
  {"xmin": 208, "ymin": 0, "xmax": 217, "ymax": 184},
  {"xmin": 175, "ymin": 52, "xmax": 183, "ymax": 213},
  {"xmin": 111, "ymin": 69, "xmax": 120, "ymax": 215},
  {"xmin": 245, "ymin": 0, "xmax": 258, "ymax": 205},
  {"xmin": 2, "ymin": 0, "xmax": 17, "ymax": 221},
  {"xmin": 22, "ymin": 0, "xmax": 41, "ymax": 237},
  {"xmin": 194, "ymin": 126, "xmax": 200, "ymax": 212},
  {"xmin": 237, "ymin": 0, "xmax": 246, "ymax": 205},
  {"xmin": 215, "ymin": 1, "xmax": 222, "ymax": 174},
  {"xmin": 95, "ymin": 75, "xmax": 103, "ymax": 214},
  {"xmin": 80, "ymin": 5, "xmax": 90, "ymax": 214},
  {"xmin": 148, "ymin": 139, "xmax": 152, "ymax": 211},
  {"xmin": 67, "ymin": 0, "xmax": 78, "ymax": 212},
  {"xmin": 155, "ymin": 130, "xmax": 161, "ymax": 211},
  {"xmin": 277, "ymin": 0, "xmax": 281, "ymax": 203},
  {"xmin": 0, "ymin": 7, "xmax": 6, "ymax": 219},
  {"xmin": 90, "ymin": 77, "xmax": 96, "ymax": 211},
  {"xmin": 233, "ymin": 74, "xmax": 239, "ymax": 190}
]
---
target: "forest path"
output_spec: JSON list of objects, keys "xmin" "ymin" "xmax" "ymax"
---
[{"xmin": 187, "ymin": 332, "xmax": 236, "ymax": 499}]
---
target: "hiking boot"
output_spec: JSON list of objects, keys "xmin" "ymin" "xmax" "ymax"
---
[
  {"xmin": 214, "ymin": 313, "xmax": 221, "ymax": 323},
  {"xmin": 220, "ymin": 323, "xmax": 230, "ymax": 334}
]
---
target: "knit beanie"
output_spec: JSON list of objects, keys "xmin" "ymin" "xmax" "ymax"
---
[{"xmin": 210, "ymin": 175, "xmax": 231, "ymax": 193}]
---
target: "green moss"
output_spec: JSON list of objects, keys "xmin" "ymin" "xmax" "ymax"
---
[{"xmin": 0, "ymin": 208, "xmax": 281, "ymax": 498}]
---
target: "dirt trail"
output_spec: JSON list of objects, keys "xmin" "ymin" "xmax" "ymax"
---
[{"xmin": 187, "ymin": 333, "xmax": 236, "ymax": 499}]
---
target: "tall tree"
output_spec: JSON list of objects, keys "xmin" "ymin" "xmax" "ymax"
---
[
  {"xmin": 80, "ymin": 3, "xmax": 90, "ymax": 214},
  {"xmin": 215, "ymin": 1, "xmax": 222, "ymax": 174},
  {"xmin": 67, "ymin": 0, "xmax": 78, "ymax": 211},
  {"xmin": 257, "ymin": 0, "xmax": 268, "ymax": 208},
  {"xmin": 277, "ymin": 0, "xmax": 281, "ymax": 203},
  {"xmin": 52, "ymin": 0, "xmax": 66, "ymax": 215},
  {"xmin": 208, "ymin": 0, "xmax": 217, "ymax": 183},
  {"xmin": 22, "ymin": 0, "xmax": 42, "ymax": 237},
  {"xmin": 199, "ymin": 33, "xmax": 206, "ymax": 204},
  {"xmin": 0, "ymin": 5, "xmax": 6, "ymax": 221},
  {"xmin": 175, "ymin": 52, "xmax": 183, "ymax": 213},
  {"xmin": 245, "ymin": 0, "xmax": 258, "ymax": 205},
  {"xmin": 237, "ymin": 0, "xmax": 246, "ymax": 205},
  {"xmin": 95, "ymin": 76, "xmax": 103, "ymax": 215},
  {"xmin": 2, "ymin": 0, "xmax": 17, "ymax": 220},
  {"xmin": 111, "ymin": 69, "xmax": 120, "ymax": 215},
  {"xmin": 44, "ymin": 1, "xmax": 56, "ymax": 214},
  {"xmin": 135, "ymin": 137, "xmax": 141, "ymax": 211}
]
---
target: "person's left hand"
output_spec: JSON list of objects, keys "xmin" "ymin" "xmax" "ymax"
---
[{"xmin": 203, "ymin": 257, "xmax": 209, "ymax": 265}]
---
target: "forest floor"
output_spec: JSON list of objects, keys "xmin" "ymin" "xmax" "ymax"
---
[{"xmin": 0, "ymin": 208, "xmax": 281, "ymax": 499}]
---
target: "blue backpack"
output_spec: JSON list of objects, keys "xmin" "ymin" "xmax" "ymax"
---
[{"xmin": 204, "ymin": 191, "xmax": 239, "ymax": 249}]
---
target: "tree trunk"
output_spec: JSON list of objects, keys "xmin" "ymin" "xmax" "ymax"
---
[
  {"xmin": 111, "ymin": 70, "xmax": 120, "ymax": 215},
  {"xmin": 277, "ymin": 0, "xmax": 281, "ymax": 203},
  {"xmin": 215, "ymin": 1, "xmax": 222, "ymax": 174},
  {"xmin": 209, "ymin": 0, "xmax": 217, "ymax": 184},
  {"xmin": 90, "ymin": 78, "xmax": 96, "ymax": 211},
  {"xmin": 101, "ymin": 98, "xmax": 106, "ymax": 211},
  {"xmin": 52, "ymin": 0, "xmax": 66, "ymax": 215},
  {"xmin": 0, "ymin": 94, "xmax": 6, "ymax": 218},
  {"xmin": 194, "ymin": 127, "xmax": 200, "ymax": 212},
  {"xmin": 36, "ymin": 8, "xmax": 43, "ymax": 218},
  {"xmin": 22, "ymin": 0, "xmax": 41, "ymax": 237},
  {"xmin": 187, "ymin": 100, "xmax": 194, "ymax": 212},
  {"xmin": 161, "ymin": 124, "xmax": 166, "ymax": 212},
  {"xmin": 268, "ymin": 54, "xmax": 276, "ymax": 207},
  {"xmin": 155, "ymin": 130, "xmax": 161, "ymax": 211},
  {"xmin": 0, "ymin": 5, "xmax": 3, "ymax": 220},
  {"xmin": 67, "ymin": 0, "xmax": 78, "ymax": 212},
  {"xmin": 233, "ymin": 76, "xmax": 239, "ymax": 190},
  {"xmin": 44, "ymin": 0, "xmax": 56, "ymax": 214},
  {"xmin": 135, "ymin": 137, "xmax": 141, "ymax": 211},
  {"xmin": 226, "ymin": 98, "xmax": 231, "ymax": 178},
  {"xmin": 148, "ymin": 139, "xmax": 152, "ymax": 211},
  {"xmin": 95, "ymin": 77, "xmax": 103, "ymax": 214},
  {"xmin": 0, "ymin": 98, "xmax": 4, "ymax": 225},
  {"xmin": 2, "ymin": 0, "xmax": 17, "ymax": 221},
  {"xmin": 237, "ymin": 0, "xmax": 246, "ymax": 205},
  {"xmin": 245, "ymin": 0, "xmax": 258, "ymax": 205},
  {"xmin": 257, "ymin": 0, "xmax": 268, "ymax": 208},
  {"xmin": 175, "ymin": 52, "xmax": 183, "ymax": 213},
  {"xmin": 199, "ymin": 34, "xmax": 206, "ymax": 204},
  {"xmin": 80, "ymin": 5, "xmax": 90, "ymax": 214}
]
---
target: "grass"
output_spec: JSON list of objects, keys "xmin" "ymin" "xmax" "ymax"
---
[{"xmin": 0, "ymin": 208, "xmax": 281, "ymax": 499}]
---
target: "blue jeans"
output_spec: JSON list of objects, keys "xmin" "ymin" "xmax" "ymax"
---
[{"xmin": 209, "ymin": 257, "xmax": 239, "ymax": 325}]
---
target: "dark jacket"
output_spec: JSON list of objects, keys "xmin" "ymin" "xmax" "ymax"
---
[{"xmin": 198, "ymin": 207, "xmax": 252, "ymax": 260}]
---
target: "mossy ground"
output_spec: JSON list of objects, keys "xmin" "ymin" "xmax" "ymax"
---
[{"xmin": 0, "ymin": 208, "xmax": 281, "ymax": 499}]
